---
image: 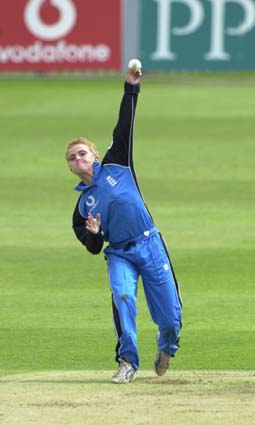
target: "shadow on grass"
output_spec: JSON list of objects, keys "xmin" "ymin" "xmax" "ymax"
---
[{"xmin": 0, "ymin": 374, "xmax": 192, "ymax": 386}]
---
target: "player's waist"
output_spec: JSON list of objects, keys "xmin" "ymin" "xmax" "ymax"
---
[{"xmin": 108, "ymin": 227, "xmax": 158, "ymax": 251}]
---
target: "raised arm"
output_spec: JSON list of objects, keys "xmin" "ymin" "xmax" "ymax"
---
[{"xmin": 102, "ymin": 69, "xmax": 142, "ymax": 167}]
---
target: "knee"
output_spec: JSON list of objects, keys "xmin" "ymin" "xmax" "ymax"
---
[
  {"xmin": 160, "ymin": 315, "xmax": 181, "ymax": 337},
  {"xmin": 113, "ymin": 293, "xmax": 137, "ymax": 317}
]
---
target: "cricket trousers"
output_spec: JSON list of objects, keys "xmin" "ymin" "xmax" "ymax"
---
[{"xmin": 104, "ymin": 228, "xmax": 182, "ymax": 371}]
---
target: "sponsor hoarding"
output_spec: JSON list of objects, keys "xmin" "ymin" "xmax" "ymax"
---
[
  {"xmin": 140, "ymin": 0, "xmax": 255, "ymax": 70},
  {"xmin": 0, "ymin": 0, "xmax": 121, "ymax": 71}
]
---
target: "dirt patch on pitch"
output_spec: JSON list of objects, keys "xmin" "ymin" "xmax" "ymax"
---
[{"xmin": 0, "ymin": 370, "xmax": 254, "ymax": 425}]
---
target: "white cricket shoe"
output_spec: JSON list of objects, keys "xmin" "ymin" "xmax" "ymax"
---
[
  {"xmin": 112, "ymin": 359, "xmax": 136, "ymax": 384},
  {"xmin": 154, "ymin": 350, "xmax": 171, "ymax": 376}
]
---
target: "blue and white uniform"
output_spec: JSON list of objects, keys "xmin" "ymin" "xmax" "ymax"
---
[{"xmin": 72, "ymin": 82, "xmax": 182, "ymax": 370}]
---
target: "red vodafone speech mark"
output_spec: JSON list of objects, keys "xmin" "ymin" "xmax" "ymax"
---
[{"xmin": 39, "ymin": 1, "xmax": 61, "ymax": 25}]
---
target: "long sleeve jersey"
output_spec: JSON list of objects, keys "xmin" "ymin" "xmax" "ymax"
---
[{"xmin": 72, "ymin": 81, "xmax": 155, "ymax": 254}]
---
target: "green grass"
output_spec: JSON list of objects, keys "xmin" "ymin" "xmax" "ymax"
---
[{"xmin": 0, "ymin": 77, "xmax": 255, "ymax": 375}]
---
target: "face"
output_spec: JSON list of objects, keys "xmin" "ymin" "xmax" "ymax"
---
[{"xmin": 67, "ymin": 143, "xmax": 96, "ymax": 178}]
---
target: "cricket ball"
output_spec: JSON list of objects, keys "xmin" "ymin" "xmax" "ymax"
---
[{"xmin": 128, "ymin": 59, "xmax": 142, "ymax": 73}]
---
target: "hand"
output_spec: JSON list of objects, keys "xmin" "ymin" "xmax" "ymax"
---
[
  {"xmin": 126, "ymin": 69, "xmax": 142, "ymax": 85},
  {"xmin": 86, "ymin": 212, "xmax": 101, "ymax": 234}
]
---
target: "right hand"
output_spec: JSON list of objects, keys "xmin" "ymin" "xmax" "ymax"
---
[
  {"xmin": 126, "ymin": 69, "xmax": 142, "ymax": 85},
  {"xmin": 86, "ymin": 213, "xmax": 101, "ymax": 234}
]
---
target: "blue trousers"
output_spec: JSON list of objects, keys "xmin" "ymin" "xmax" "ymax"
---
[{"xmin": 104, "ymin": 228, "xmax": 182, "ymax": 370}]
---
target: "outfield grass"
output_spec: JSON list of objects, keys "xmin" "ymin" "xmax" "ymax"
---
[{"xmin": 0, "ymin": 76, "xmax": 255, "ymax": 375}]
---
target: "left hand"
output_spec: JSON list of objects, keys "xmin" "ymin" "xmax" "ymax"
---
[{"xmin": 86, "ymin": 213, "xmax": 101, "ymax": 234}]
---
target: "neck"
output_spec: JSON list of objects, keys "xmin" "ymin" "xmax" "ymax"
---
[{"xmin": 81, "ymin": 172, "xmax": 93, "ymax": 185}]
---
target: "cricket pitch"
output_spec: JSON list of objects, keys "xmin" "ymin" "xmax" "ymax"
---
[{"xmin": 0, "ymin": 370, "xmax": 254, "ymax": 425}]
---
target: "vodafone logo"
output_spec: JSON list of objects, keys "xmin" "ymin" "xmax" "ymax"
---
[
  {"xmin": 24, "ymin": 0, "xmax": 77, "ymax": 40},
  {"xmin": 0, "ymin": 0, "xmax": 120, "ymax": 69}
]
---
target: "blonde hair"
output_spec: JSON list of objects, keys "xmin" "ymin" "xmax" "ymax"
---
[{"xmin": 66, "ymin": 137, "xmax": 100, "ymax": 160}]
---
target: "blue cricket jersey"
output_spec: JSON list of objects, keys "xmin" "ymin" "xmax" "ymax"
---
[{"xmin": 72, "ymin": 81, "xmax": 155, "ymax": 252}]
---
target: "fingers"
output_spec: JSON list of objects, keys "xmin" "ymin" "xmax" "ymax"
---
[
  {"xmin": 126, "ymin": 70, "xmax": 142, "ymax": 85},
  {"xmin": 86, "ymin": 212, "xmax": 101, "ymax": 234},
  {"xmin": 95, "ymin": 213, "xmax": 101, "ymax": 224}
]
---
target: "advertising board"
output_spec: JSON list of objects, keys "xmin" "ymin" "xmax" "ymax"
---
[
  {"xmin": 140, "ymin": 0, "xmax": 255, "ymax": 70},
  {"xmin": 0, "ymin": 0, "xmax": 121, "ymax": 71}
]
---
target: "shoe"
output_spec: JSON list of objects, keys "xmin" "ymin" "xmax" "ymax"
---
[
  {"xmin": 154, "ymin": 350, "xmax": 170, "ymax": 376},
  {"xmin": 112, "ymin": 359, "xmax": 136, "ymax": 384}
]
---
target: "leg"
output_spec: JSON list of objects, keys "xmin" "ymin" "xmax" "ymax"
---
[
  {"xmin": 111, "ymin": 294, "xmax": 122, "ymax": 363},
  {"xmin": 140, "ymin": 234, "xmax": 182, "ymax": 357},
  {"xmin": 106, "ymin": 253, "xmax": 139, "ymax": 370}
]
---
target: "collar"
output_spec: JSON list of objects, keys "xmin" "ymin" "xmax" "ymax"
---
[{"xmin": 74, "ymin": 161, "xmax": 101, "ymax": 192}]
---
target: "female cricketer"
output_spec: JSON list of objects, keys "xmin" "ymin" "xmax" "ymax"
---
[{"xmin": 66, "ymin": 65, "xmax": 182, "ymax": 384}]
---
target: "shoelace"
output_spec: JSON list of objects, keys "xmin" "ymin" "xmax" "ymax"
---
[{"xmin": 118, "ymin": 360, "xmax": 132, "ymax": 377}]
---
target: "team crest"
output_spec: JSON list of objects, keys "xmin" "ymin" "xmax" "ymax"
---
[{"xmin": 86, "ymin": 195, "xmax": 96, "ymax": 207}]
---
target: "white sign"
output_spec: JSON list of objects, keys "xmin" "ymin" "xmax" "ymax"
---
[{"xmin": 151, "ymin": 0, "xmax": 255, "ymax": 61}]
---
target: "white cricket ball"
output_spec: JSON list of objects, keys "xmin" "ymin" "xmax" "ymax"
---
[{"xmin": 128, "ymin": 59, "xmax": 142, "ymax": 73}]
